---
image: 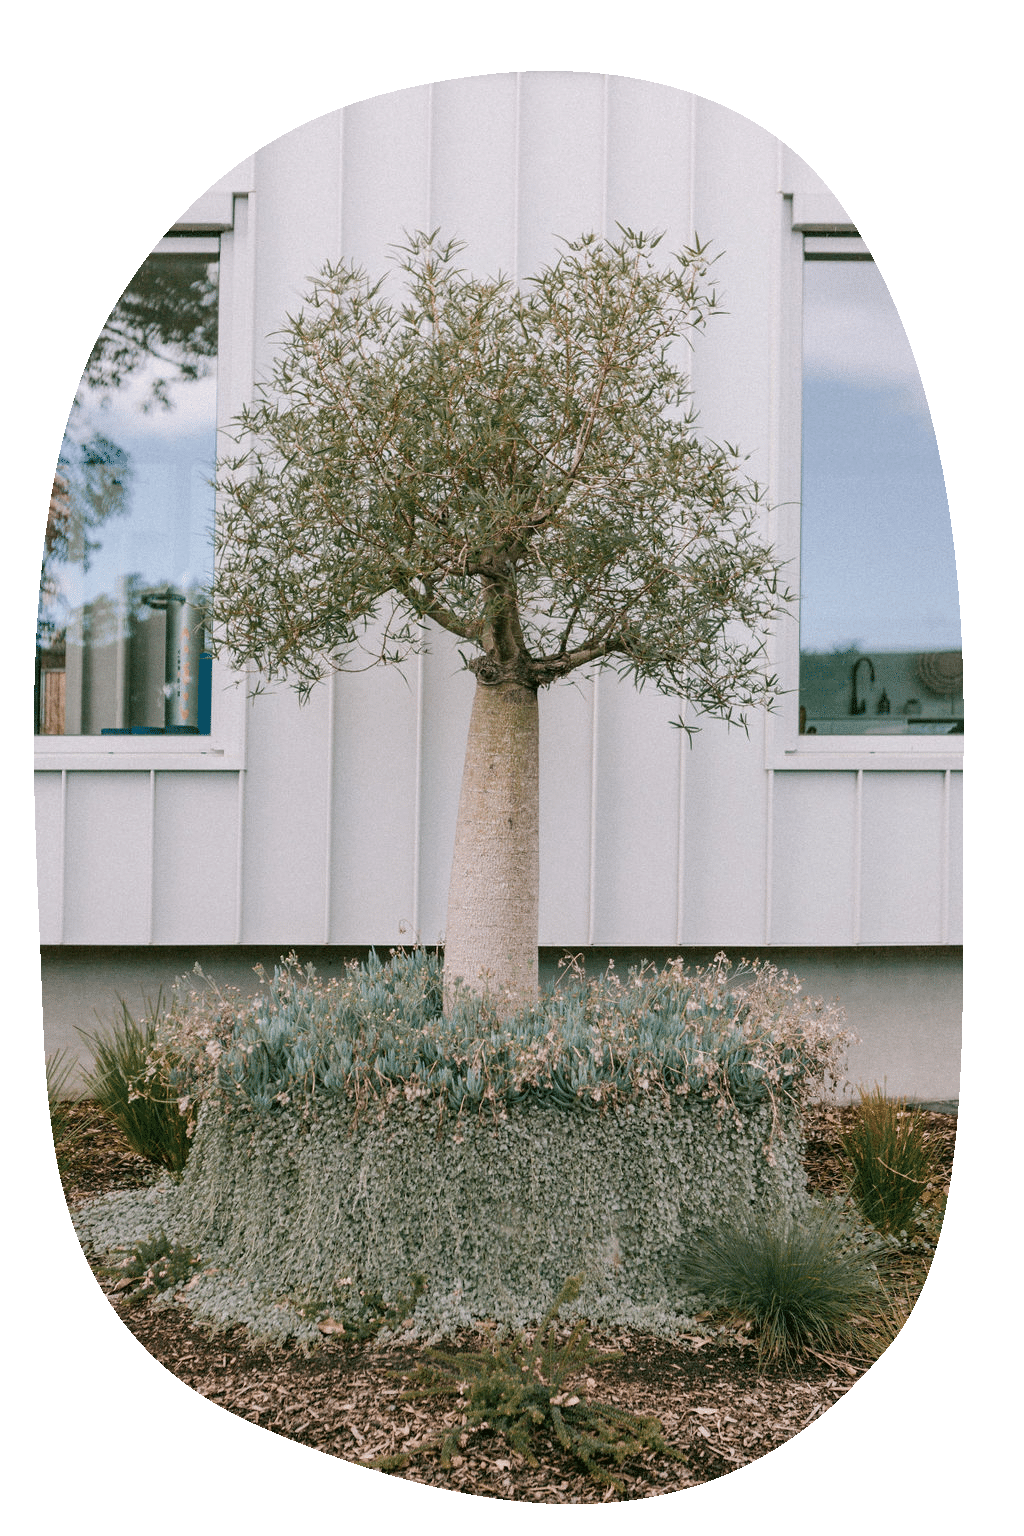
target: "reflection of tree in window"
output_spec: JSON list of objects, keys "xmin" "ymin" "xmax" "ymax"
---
[
  {"xmin": 82, "ymin": 251, "xmax": 218, "ymax": 405},
  {"xmin": 798, "ymin": 237, "xmax": 962, "ymax": 737},
  {"xmin": 36, "ymin": 243, "xmax": 219, "ymax": 736}
]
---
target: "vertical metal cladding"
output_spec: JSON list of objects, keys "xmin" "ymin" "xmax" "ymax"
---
[{"xmin": 34, "ymin": 75, "xmax": 961, "ymax": 955}]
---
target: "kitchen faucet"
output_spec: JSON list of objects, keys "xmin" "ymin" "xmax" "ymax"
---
[{"xmin": 850, "ymin": 656, "xmax": 875, "ymax": 715}]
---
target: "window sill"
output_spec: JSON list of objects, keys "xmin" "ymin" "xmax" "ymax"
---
[
  {"xmin": 769, "ymin": 733, "xmax": 964, "ymax": 771},
  {"xmin": 33, "ymin": 736, "xmax": 243, "ymax": 771}
]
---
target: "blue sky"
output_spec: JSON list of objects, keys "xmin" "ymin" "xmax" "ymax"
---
[
  {"xmin": 57, "ymin": 361, "xmax": 217, "ymax": 613},
  {"xmin": 800, "ymin": 258, "xmax": 960, "ymax": 654}
]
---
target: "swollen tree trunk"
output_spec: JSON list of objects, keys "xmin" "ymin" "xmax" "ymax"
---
[{"xmin": 443, "ymin": 678, "xmax": 540, "ymax": 1016}]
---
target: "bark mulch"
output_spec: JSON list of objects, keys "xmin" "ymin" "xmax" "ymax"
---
[{"xmin": 55, "ymin": 1099, "xmax": 955, "ymax": 1505}]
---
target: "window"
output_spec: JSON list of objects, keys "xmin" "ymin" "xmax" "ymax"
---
[
  {"xmin": 798, "ymin": 234, "xmax": 962, "ymax": 737},
  {"xmin": 36, "ymin": 236, "xmax": 219, "ymax": 737}
]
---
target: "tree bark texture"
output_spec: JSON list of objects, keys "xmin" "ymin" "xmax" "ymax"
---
[{"xmin": 443, "ymin": 679, "xmax": 540, "ymax": 1015}]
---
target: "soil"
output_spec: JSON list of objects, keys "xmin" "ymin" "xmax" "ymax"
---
[{"xmin": 56, "ymin": 1099, "xmax": 956, "ymax": 1505}]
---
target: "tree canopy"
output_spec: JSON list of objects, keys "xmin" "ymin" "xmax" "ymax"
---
[{"xmin": 212, "ymin": 229, "xmax": 789, "ymax": 733}]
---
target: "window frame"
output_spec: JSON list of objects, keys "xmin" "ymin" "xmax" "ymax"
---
[
  {"xmin": 34, "ymin": 194, "xmax": 255, "ymax": 773},
  {"xmin": 764, "ymin": 194, "xmax": 964, "ymax": 773}
]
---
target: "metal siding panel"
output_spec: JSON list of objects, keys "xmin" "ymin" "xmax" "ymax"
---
[
  {"xmin": 252, "ymin": 110, "xmax": 342, "ymax": 371},
  {"xmin": 947, "ymin": 771, "xmax": 963, "ymax": 942},
  {"xmin": 516, "ymin": 73, "xmax": 607, "ymax": 271},
  {"xmin": 151, "ymin": 772, "xmax": 241, "ymax": 943},
  {"xmin": 416, "ymin": 630, "xmax": 475, "ymax": 946},
  {"xmin": 327, "ymin": 646, "xmax": 421, "ymax": 944},
  {"xmin": 63, "ymin": 773, "xmax": 152, "ymax": 943},
  {"xmin": 680, "ymin": 716, "xmax": 769, "ymax": 944},
  {"xmin": 655, "ymin": 95, "xmax": 779, "ymax": 948},
  {"xmin": 538, "ymin": 675, "xmax": 594, "ymax": 946},
  {"xmin": 605, "ymin": 76, "xmax": 694, "ymax": 239},
  {"xmin": 429, "ymin": 75, "xmax": 519, "ymax": 274},
  {"xmin": 341, "ymin": 85, "xmax": 431, "ymax": 268},
  {"xmin": 770, "ymin": 772, "xmax": 858, "ymax": 943},
  {"xmin": 239, "ymin": 684, "xmax": 332, "ymax": 942},
  {"xmin": 690, "ymin": 95, "xmax": 779, "ymax": 452},
  {"xmin": 34, "ymin": 772, "xmax": 64, "ymax": 943},
  {"xmin": 591, "ymin": 681, "xmax": 681, "ymax": 946},
  {"xmin": 859, "ymin": 772, "xmax": 945, "ymax": 942}
]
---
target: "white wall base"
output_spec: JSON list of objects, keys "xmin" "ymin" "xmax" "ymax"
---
[{"xmin": 40, "ymin": 944, "xmax": 961, "ymax": 1105}]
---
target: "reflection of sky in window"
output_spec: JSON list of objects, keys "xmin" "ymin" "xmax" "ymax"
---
[
  {"xmin": 800, "ymin": 260, "xmax": 960, "ymax": 653},
  {"xmin": 60, "ymin": 358, "xmax": 216, "ymax": 610}
]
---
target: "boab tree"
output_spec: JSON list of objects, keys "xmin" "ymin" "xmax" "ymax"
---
[{"xmin": 212, "ymin": 229, "xmax": 790, "ymax": 1013}]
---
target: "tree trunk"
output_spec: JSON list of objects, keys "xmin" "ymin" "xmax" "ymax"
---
[{"xmin": 443, "ymin": 678, "xmax": 540, "ymax": 1016}]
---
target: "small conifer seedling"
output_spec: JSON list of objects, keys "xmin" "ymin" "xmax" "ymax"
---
[
  {"xmin": 101, "ymin": 1232, "xmax": 201, "ymax": 1304},
  {"xmin": 368, "ymin": 1276, "xmax": 689, "ymax": 1492}
]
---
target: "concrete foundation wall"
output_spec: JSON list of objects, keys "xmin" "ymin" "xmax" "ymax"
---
[{"xmin": 40, "ymin": 944, "xmax": 961, "ymax": 1105}]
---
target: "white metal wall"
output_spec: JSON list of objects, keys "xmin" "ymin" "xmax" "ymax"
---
[{"xmin": 33, "ymin": 75, "xmax": 963, "ymax": 953}]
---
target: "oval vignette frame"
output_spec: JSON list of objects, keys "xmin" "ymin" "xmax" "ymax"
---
[{"xmin": 5, "ymin": 21, "xmax": 1000, "ymax": 1536}]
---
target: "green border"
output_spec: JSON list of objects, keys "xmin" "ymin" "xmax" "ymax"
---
[{"xmin": 5, "ymin": 6, "xmax": 1019, "ymax": 1529}]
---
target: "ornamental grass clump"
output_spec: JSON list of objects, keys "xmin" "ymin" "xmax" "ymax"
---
[
  {"xmin": 372, "ymin": 1275, "xmax": 688, "ymax": 1492},
  {"xmin": 45, "ymin": 1049, "xmax": 89, "ymax": 1176},
  {"xmin": 671, "ymin": 1201, "xmax": 881, "ymax": 1362},
  {"xmin": 841, "ymin": 1085, "xmax": 936, "ymax": 1236},
  {"xmin": 80, "ymin": 997, "xmax": 194, "ymax": 1172}
]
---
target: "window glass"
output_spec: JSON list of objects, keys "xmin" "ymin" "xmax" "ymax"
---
[
  {"xmin": 36, "ymin": 238, "xmax": 219, "ymax": 736},
  {"xmin": 799, "ymin": 239, "xmax": 962, "ymax": 736}
]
